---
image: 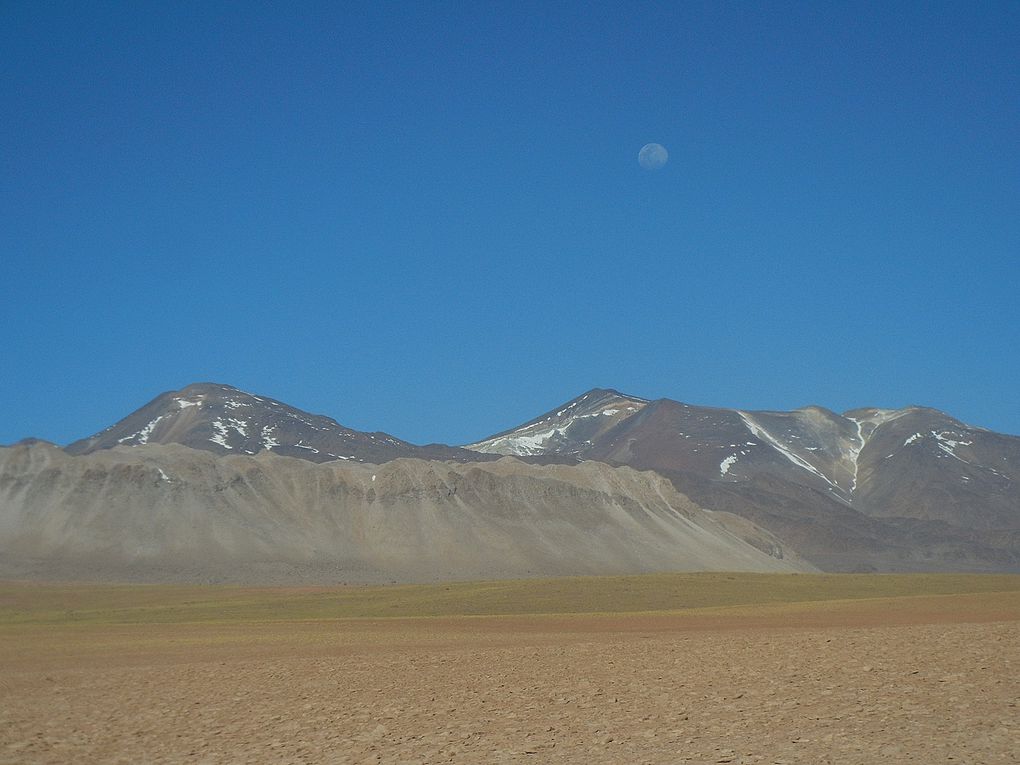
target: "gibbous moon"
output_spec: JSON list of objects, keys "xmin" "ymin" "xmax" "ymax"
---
[{"xmin": 638, "ymin": 143, "xmax": 668, "ymax": 170}]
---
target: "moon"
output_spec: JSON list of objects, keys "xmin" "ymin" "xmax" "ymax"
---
[{"xmin": 638, "ymin": 143, "xmax": 668, "ymax": 170}]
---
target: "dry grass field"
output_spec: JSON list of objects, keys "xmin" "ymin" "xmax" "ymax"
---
[{"xmin": 2, "ymin": 573, "xmax": 1019, "ymax": 764}]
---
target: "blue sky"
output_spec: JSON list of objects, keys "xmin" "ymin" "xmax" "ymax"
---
[{"xmin": 2, "ymin": 1, "xmax": 1018, "ymax": 445}]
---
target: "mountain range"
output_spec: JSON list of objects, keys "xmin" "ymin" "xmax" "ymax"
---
[
  {"xmin": 469, "ymin": 388, "xmax": 1020, "ymax": 572},
  {"xmin": 3, "ymin": 382, "xmax": 1018, "ymax": 579}
]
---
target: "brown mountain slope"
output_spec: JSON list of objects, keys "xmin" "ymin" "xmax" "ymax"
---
[
  {"xmin": 65, "ymin": 382, "xmax": 482, "ymax": 464},
  {"xmin": 469, "ymin": 390, "xmax": 1020, "ymax": 572}
]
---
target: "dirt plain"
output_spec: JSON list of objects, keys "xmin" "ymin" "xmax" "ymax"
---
[{"xmin": 2, "ymin": 573, "xmax": 1019, "ymax": 764}]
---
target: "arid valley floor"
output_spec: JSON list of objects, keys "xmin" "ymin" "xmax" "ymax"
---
[{"xmin": 2, "ymin": 574, "xmax": 1019, "ymax": 764}]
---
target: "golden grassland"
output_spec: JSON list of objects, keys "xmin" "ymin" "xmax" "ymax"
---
[
  {"xmin": 2, "ymin": 572, "xmax": 1019, "ymax": 671},
  {"xmin": 3, "ymin": 571, "xmax": 1020, "ymax": 625}
]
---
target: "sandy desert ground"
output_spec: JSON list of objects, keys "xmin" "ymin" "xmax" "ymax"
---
[{"xmin": 2, "ymin": 574, "xmax": 1019, "ymax": 764}]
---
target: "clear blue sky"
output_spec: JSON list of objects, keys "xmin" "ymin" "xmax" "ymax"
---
[{"xmin": 2, "ymin": 1, "xmax": 1018, "ymax": 445}]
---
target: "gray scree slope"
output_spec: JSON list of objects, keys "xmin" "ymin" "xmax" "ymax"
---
[{"xmin": 0, "ymin": 442, "xmax": 812, "ymax": 584}]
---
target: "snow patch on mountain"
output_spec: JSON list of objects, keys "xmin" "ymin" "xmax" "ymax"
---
[
  {"xmin": 901, "ymin": 431, "xmax": 975, "ymax": 463},
  {"xmin": 261, "ymin": 426, "xmax": 279, "ymax": 451},
  {"xmin": 929, "ymin": 431, "xmax": 976, "ymax": 466},
  {"xmin": 719, "ymin": 454, "xmax": 738, "ymax": 476},
  {"xmin": 479, "ymin": 427, "xmax": 562, "ymax": 456},
  {"xmin": 845, "ymin": 417, "xmax": 867, "ymax": 494},
  {"xmin": 118, "ymin": 415, "xmax": 166, "ymax": 445},
  {"xmin": 467, "ymin": 390, "xmax": 648, "ymax": 455},
  {"xmin": 934, "ymin": 432, "xmax": 973, "ymax": 450},
  {"xmin": 848, "ymin": 408, "xmax": 912, "ymax": 432},
  {"xmin": 738, "ymin": 412, "xmax": 841, "ymax": 491},
  {"xmin": 210, "ymin": 421, "xmax": 233, "ymax": 449}
]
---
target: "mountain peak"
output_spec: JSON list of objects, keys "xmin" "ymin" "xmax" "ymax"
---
[
  {"xmin": 465, "ymin": 388, "xmax": 649, "ymax": 455},
  {"xmin": 64, "ymin": 383, "xmax": 480, "ymax": 464},
  {"xmin": 580, "ymin": 386, "xmax": 648, "ymax": 402}
]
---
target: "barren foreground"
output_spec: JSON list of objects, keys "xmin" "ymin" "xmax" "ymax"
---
[{"xmin": 2, "ymin": 575, "xmax": 1019, "ymax": 764}]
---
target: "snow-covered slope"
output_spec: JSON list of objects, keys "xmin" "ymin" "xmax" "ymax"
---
[{"xmin": 466, "ymin": 388, "xmax": 648, "ymax": 456}]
